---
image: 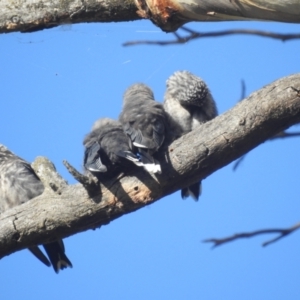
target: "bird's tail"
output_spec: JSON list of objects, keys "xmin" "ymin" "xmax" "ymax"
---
[
  {"xmin": 43, "ymin": 240, "xmax": 73, "ymax": 274},
  {"xmin": 181, "ymin": 181, "xmax": 202, "ymax": 201},
  {"xmin": 28, "ymin": 246, "xmax": 51, "ymax": 267}
]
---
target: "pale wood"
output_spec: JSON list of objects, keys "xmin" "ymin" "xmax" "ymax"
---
[{"xmin": 1, "ymin": 73, "xmax": 300, "ymax": 259}]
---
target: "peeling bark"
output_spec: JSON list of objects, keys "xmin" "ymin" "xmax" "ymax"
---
[
  {"xmin": 1, "ymin": 73, "xmax": 300, "ymax": 259},
  {"xmin": 150, "ymin": 0, "xmax": 300, "ymax": 31},
  {"xmin": 0, "ymin": 0, "xmax": 300, "ymax": 33}
]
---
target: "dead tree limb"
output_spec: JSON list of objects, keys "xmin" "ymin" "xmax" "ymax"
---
[
  {"xmin": 1, "ymin": 73, "xmax": 300, "ymax": 259},
  {"xmin": 204, "ymin": 222, "xmax": 300, "ymax": 248},
  {"xmin": 124, "ymin": 28, "xmax": 300, "ymax": 46},
  {"xmin": 1, "ymin": 0, "xmax": 300, "ymax": 34}
]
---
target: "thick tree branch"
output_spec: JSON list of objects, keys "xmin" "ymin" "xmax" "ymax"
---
[
  {"xmin": 1, "ymin": 0, "xmax": 300, "ymax": 34},
  {"xmin": 204, "ymin": 222, "xmax": 300, "ymax": 248},
  {"xmin": 0, "ymin": 0, "xmax": 141, "ymax": 34},
  {"xmin": 1, "ymin": 74, "xmax": 300, "ymax": 259}
]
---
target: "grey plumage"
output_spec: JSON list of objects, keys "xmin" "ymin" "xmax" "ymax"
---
[
  {"xmin": 119, "ymin": 83, "xmax": 168, "ymax": 174},
  {"xmin": 163, "ymin": 71, "xmax": 218, "ymax": 200},
  {"xmin": 164, "ymin": 70, "xmax": 217, "ymax": 137},
  {"xmin": 83, "ymin": 118, "xmax": 145, "ymax": 177},
  {"xmin": 0, "ymin": 145, "xmax": 72, "ymax": 273}
]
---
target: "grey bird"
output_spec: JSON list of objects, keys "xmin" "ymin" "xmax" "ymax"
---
[
  {"xmin": 0, "ymin": 144, "xmax": 72, "ymax": 273},
  {"xmin": 83, "ymin": 118, "xmax": 148, "ymax": 177},
  {"xmin": 119, "ymin": 83, "xmax": 168, "ymax": 174},
  {"xmin": 163, "ymin": 71, "xmax": 218, "ymax": 200}
]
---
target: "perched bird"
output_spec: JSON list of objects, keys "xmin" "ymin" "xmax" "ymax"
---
[
  {"xmin": 163, "ymin": 71, "xmax": 218, "ymax": 200},
  {"xmin": 0, "ymin": 144, "xmax": 72, "ymax": 273},
  {"xmin": 119, "ymin": 83, "xmax": 168, "ymax": 174},
  {"xmin": 83, "ymin": 118, "xmax": 147, "ymax": 177}
]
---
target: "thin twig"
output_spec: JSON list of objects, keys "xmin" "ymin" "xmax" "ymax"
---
[
  {"xmin": 270, "ymin": 131, "xmax": 300, "ymax": 140},
  {"xmin": 233, "ymin": 84, "xmax": 300, "ymax": 170},
  {"xmin": 233, "ymin": 129, "xmax": 300, "ymax": 170},
  {"xmin": 232, "ymin": 154, "xmax": 246, "ymax": 171},
  {"xmin": 232, "ymin": 80, "xmax": 247, "ymax": 170},
  {"xmin": 240, "ymin": 79, "xmax": 246, "ymax": 101},
  {"xmin": 203, "ymin": 222, "xmax": 300, "ymax": 248},
  {"xmin": 123, "ymin": 28, "xmax": 300, "ymax": 47}
]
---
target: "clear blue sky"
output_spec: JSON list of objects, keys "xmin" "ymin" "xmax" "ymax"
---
[{"xmin": 1, "ymin": 19, "xmax": 300, "ymax": 300}]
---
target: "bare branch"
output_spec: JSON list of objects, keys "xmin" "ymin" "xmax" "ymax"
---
[
  {"xmin": 0, "ymin": 0, "xmax": 141, "ymax": 34},
  {"xmin": 63, "ymin": 160, "xmax": 101, "ymax": 199},
  {"xmin": 204, "ymin": 222, "xmax": 300, "ymax": 248},
  {"xmin": 31, "ymin": 156, "xmax": 68, "ymax": 195},
  {"xmin": 63, "ymin": 160, "xmax": 99, "ymax": 195},
  {"xmin": 1, "ymin": 74, "xmax": 300, "ymax": 259},
  {"xmin": 1, "ymin": 0, "xmax": 300, "ymax": 34},
  {"xmin": 124, "ymin": 28, "xmax": 300, "ymax": 47},
  {"xmin": 270, "ymin": 130, "xmax": 300, "ymax": 140}
]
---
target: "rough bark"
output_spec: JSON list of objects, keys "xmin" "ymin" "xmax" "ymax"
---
[
  {"xmin": 136, "ymin": 0, "xmax": 300, "ymax": 32},
  {"xmin": 0, "ymin": 0, "xmax": 140, "ymax": 33},
  {"xmin": 0, "ymin": 0, "xmax": 300, "ymax": 33},
  {"xmin": 1, "ymin": 73, "xmax": 300, "ymax": 259}
]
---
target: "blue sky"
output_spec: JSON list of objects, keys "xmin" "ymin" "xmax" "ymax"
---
[{"xmin": 1, "ymin": 19, "xmax": 300, "ymax": 299}]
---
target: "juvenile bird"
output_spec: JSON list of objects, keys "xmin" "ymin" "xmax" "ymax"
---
[
  {"xmin": 83, "ymin": 118, "xmax": 148, "ymax": 177},
  {"xmin": 119, "ymin": 83, "xmax": 168, "ymax": 174},
  {"xmin": 163, "ymin": 71, "xmax": 218, "ymax": 200},
  {"xmin": 0, "ymin": 144, "xmax": 73, "ymax": 273}
]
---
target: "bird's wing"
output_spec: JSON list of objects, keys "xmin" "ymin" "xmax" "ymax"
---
[{"xmin": 84, "ymin": 142, "xmax": 107, "ymax": 172}]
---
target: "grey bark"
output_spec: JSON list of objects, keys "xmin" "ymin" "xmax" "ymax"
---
[
  {"xmin": 1, "ymin": 73, "xmax": 300, "ymax": 259},
  {"xmin": 0, "ymin": 0, "xmax": 300, "ymax": 33}
]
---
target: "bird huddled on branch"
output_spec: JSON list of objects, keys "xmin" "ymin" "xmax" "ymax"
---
[
  {"xmin": 83, "ymin": 118, "xmax": 152, "ymax": 177},
  {"xmin": 0, "ymin": 70, "xmax": 217, "ymax": 271},
  {"xmin": 84, "ymin": 72, "xmax": 217, "ymax": 201},
  {"xmin": 163, "ymin": 70, "xmax": 218, "ymax": 201},
  {"xmin": 119, "ymin": 83, "xmax": 169, "ymax": 174}
]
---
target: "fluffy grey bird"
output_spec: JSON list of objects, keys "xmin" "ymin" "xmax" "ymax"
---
[
  {"xmin": 163, "ymin": 71, "xmax": 218, "ymax": 200},
  {"xmin": 119, "ymin": 83, "xmax": 168, "ymax": 174},
  {"xmin": 83, "ymin": 118, "xmax": 148, "ymax": 177},
  {"xmin": 0, "ymin": 144, "xmax": 72, "ymax": 273}
]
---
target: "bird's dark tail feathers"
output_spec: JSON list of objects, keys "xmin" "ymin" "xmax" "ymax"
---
[
  {"xmin": 43, "ymin": 240, "xmax": 73, "ymax": 274},
  {"xmin": 181, "ymin": 181, "xmax": 202, "ymax": 201},
  {"xmin": 28, "ymin": 246, "xmax": 51, "ymax": 267}
]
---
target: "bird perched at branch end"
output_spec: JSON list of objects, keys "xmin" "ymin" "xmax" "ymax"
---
[{"xmin": 0, "ymin": 144, "xmax": 72, "ymax": 273}]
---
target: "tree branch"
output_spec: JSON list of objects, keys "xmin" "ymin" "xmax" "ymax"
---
[
  {"xmin": 1, "ymin": 74, "xmax": 300, "ymax": 259},
  {"xmin": 0, "ymin": 0, "xmax": 141, "ymax": 34},
  {"xmin": 233, "ymin": 126, "xmax": 300, "ymax": 170},
  {"xmin": 124, "ymin": 27, "xmax": 300, "ymax": 46},
  {"xmin": 203, "ymin": 222, "xmax": 300, "ymax": 248},
  {"xmin": 1, "ymin": 0, "xmax": 300, "ymax": 34}
]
